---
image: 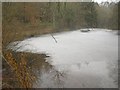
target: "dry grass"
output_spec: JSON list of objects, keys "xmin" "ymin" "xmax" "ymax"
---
[
  {"xmin": 2, "ymin": 50, "xmax": 52, "ymax": 88},
  {"xmin": 2, "ymin": 22, "xmax": 54, "ymax": 47},
  {"xmin": 2, "ymin": 50, "xmax": 36, "ymax": 88}
]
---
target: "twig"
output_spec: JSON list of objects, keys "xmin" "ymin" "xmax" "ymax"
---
[{"xmin": 50, "ymin": 34, "xmax": 57, "ymax": 43}]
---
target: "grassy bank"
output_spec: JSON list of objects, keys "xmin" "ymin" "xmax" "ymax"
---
[
  {"xmin": 2, "ymin": 50, "xmax": 52, "ymax": 88},
  {"xmin": 2, "ymin": 21, "xmax": 55, "ymax": 88}
]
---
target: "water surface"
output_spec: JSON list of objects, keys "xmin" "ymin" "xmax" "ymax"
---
[{"xmin": 9, "ymin": 29, "xmax": 118, "ymax": 88}]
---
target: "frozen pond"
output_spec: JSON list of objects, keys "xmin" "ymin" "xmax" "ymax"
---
[{"xmin": 8, "ymin": 29, "xmax": 118, "ymax": 88}]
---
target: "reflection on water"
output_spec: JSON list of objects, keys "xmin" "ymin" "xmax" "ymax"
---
[
  {"xmin": 34, "ymin": 59, "xmax": 118, "ymax": 88},
  {"xmin": 15, "ymin": 53, "xmax": 66, "ymax": 88},
  {"xmin": 24, "ymin": 55, "xmax": 65, "ymax": 88},
  {"xmin": 8, "ymin": 29, "xmax": 118, "ymax": 88},
  {"xmin": 35, "ymin": 66, "xmax": 66, "ymax": 88}
]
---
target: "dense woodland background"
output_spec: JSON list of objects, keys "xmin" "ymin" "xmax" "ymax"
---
[
  {"xmin": 3, "ymin": 2, "xmax": 119, "ymax": 30},
  {"xmin": 3, "ymin": 2, "xmax": 119, "ymax": 46}
]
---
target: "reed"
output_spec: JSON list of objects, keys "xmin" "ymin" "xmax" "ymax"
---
[{"xmin": 2, "ymin": 50, "xmax": 36, "ymax": 88}]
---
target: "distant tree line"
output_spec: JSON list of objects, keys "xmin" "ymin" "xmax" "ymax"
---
[{"xmin": 2, "ymin": 2, "xmax": 119, "ymax": 31}]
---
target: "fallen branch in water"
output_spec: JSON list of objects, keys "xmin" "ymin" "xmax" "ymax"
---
[{"xmin": 50, "ymin": 34, "xmax": 57, "ymax": 43}]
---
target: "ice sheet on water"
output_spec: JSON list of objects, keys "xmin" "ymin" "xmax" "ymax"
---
[{"xmin": 8, "ymin": 28, "xmax": 118, "ymax": 88}]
